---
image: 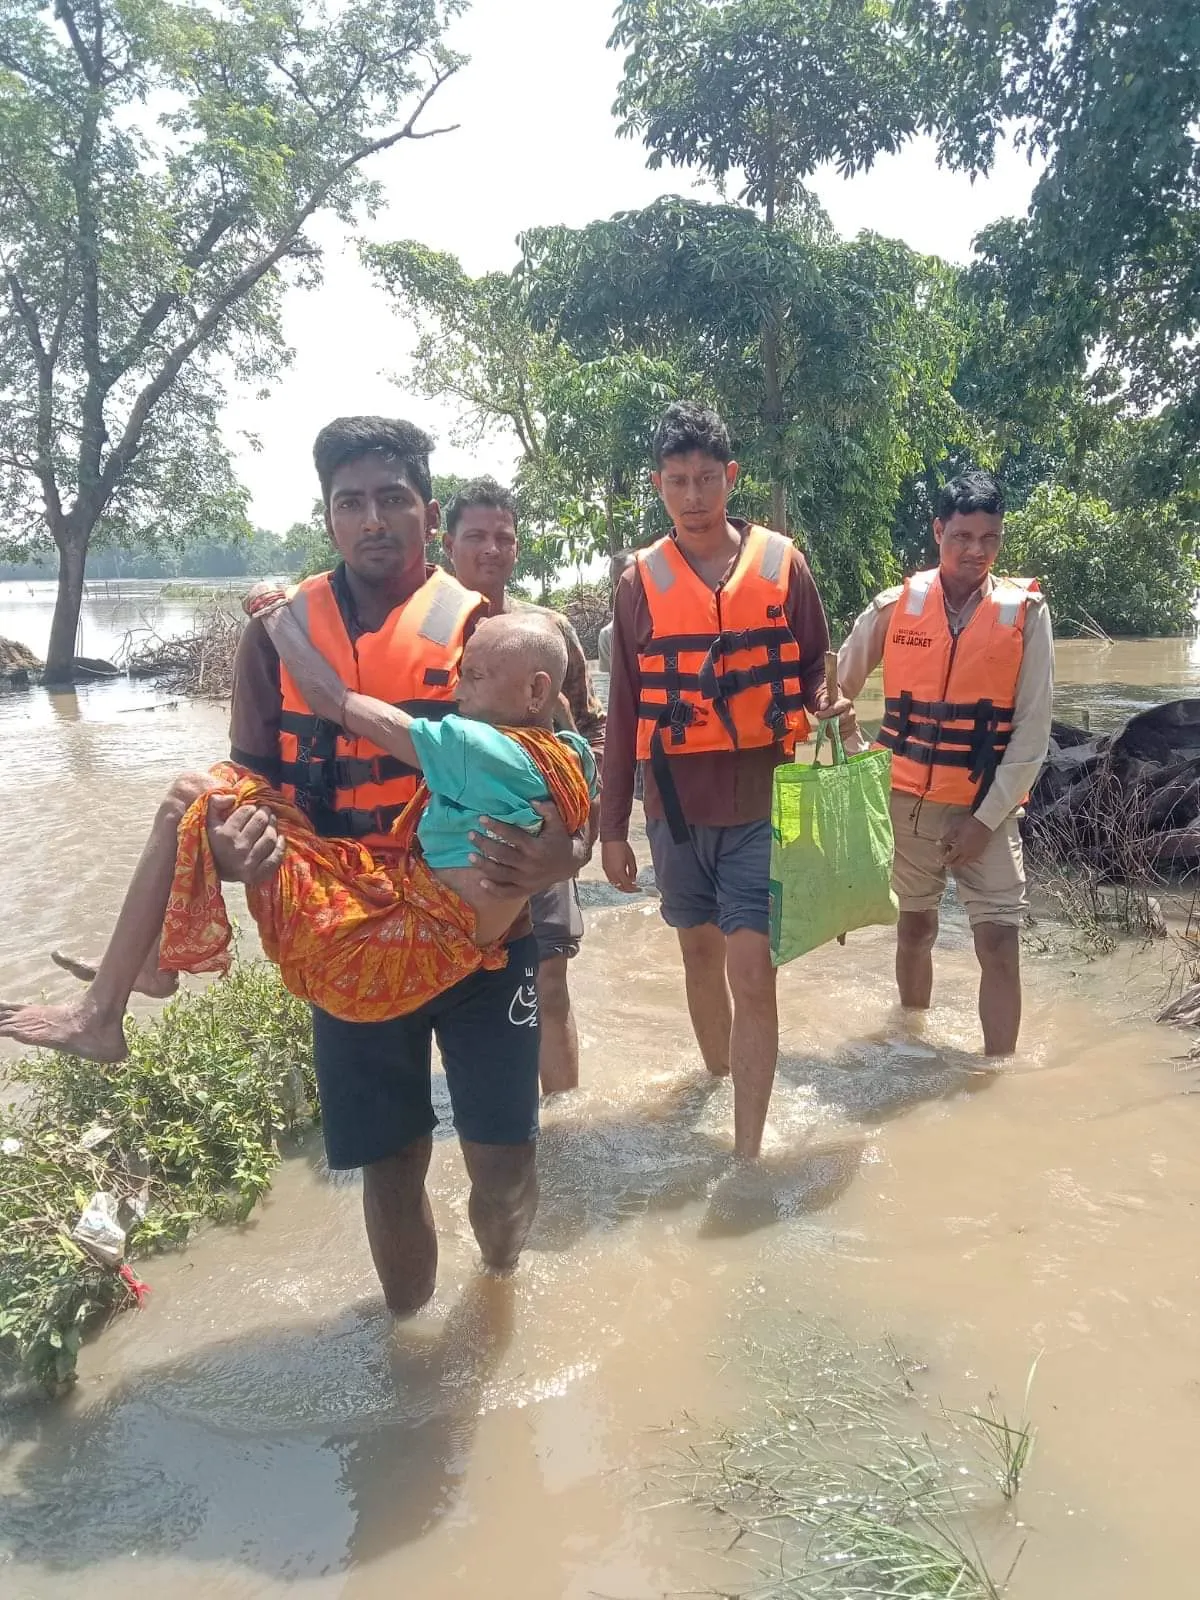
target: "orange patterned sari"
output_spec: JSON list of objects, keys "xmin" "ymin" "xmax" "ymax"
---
[{"xmin": 158, "ymin": 728, "xmax": 592, "ymax": 1024}]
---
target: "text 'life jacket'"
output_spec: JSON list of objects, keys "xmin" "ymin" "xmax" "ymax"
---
[
  {"xmin": 635, "ymin": 525, "xmax": 811, "ymax": 841},
  {"xmin": 877, "ymin": 567, "xmax": 1039, "ymax": 810},
  {"xmin": 278, "ymin": 567, "xmax": 484, "ymax": 846}
]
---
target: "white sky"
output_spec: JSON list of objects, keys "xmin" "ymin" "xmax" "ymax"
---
[{"xmin": 223, "ymin": 0, "xmax": 1041, "ymax": 532}]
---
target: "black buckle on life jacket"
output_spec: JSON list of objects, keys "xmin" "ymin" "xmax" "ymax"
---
[
  {"xmin": 294, "ymin": 717, "xmax": 340, "ymax": 800},
  {"xmin": 967, "ymin": 699, "xmax": 1002, "ymax": 810},
  {"xmin": 663, "ymin": 696, "xmax": 698, "ymax": 747},
  {"xmin": 891, "ymin": 690, "xmax": 914, "ymax": 755}
]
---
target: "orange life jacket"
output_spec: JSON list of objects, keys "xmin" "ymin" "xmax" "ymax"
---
[
  {"xmin": 634, "ymin": 525, "xmax": 811, "ymax": 843},
  {"xmin": 278, "ymin": 567, "xmax": 485, "ymax": 846},
  {"xmin": 877, "ymin": 567, "xmax": 1039, "ymax": 809}
]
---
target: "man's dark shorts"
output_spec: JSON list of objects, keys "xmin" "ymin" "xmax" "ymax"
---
[
  {"xmin": 529, "ymin": 879, "xmax": 584, "ymax": 962},
  {"xmin": 311, "ymin": 934, "xmax": 541, "ymax": 1170},
  {"xmin": 646, "ymin": 816, "xmax": 771, "ymax": 937}
]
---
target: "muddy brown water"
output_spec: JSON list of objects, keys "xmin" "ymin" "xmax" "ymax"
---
[{"xmin": 3, "ymin": 616, "xmax": 1200, "ymax": 1598}]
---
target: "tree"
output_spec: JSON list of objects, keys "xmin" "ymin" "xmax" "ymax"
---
[
  {"xmin": 0, "ymin": 0, "xmax": 463, "ymax": 681},
  {"xmin": 522, "ymin": 198, "xmax": 970, "ymax": 624},
  {"xmin": 1002, "ymin": 483, "xmax": 1200, "ymax": 638},
  {"xmin": 609, "ymin": 0, "xmax": 919, "ymax": 528},
  {"xmin": 364, "ymin": 238, "xmax": 688, "ymax": 568},
  {"xmin": 900, "ymin": 0, "xmax": 1200, "ymax": 436}
]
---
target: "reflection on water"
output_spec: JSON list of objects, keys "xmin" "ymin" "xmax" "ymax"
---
[{"xmin": 3, "ymin": 632, "xmax": 1200, "ymax": 1598}]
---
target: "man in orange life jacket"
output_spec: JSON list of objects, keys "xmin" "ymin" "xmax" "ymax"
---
[
  {"xmin": 441, "ymin": 475, "xmax": 606, "ymax": 1096},
  {"xmin": 837, "ymin": 471, "xmax": 1054, "ymax": 1055},
  {"xmin": 601, "ymin": 402, "xmax": 849, "ymax": 1160},
  {"xmin": 212, "ymin": 417, "xmax": 589, "ymax": 1312}
]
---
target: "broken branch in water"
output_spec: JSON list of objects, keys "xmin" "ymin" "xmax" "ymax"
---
[{"xmin": 116, "ymin": 609, "xmax": 244, "ymax": 698}]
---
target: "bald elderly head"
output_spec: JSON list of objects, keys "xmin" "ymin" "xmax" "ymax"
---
[{"xmin": 455, "ymin": 609, "xmax": 569, "ymax": 728}]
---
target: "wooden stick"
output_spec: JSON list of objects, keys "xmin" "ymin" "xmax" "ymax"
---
[{"xmin": 825, "ymin": 649, "xmax": 847, "ymax": 944}]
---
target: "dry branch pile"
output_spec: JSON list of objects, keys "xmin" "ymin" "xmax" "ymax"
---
[{"xmin": 118, "ymin": 609, "xmax": 244, "ymax": 698}]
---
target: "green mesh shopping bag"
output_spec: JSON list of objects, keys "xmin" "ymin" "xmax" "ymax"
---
[{"xmin": 769, "ymin": 723, "xmax": 898, "ymax": 966}]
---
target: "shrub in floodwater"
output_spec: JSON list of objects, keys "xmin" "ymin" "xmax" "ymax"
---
[
  {"xmin": 0, "ymin": 963, "xmax": 316, "ymax": 1394},
  {"xmin": 655, "ymin": 1318, "xmax": 1025, "ymax": 1598}
]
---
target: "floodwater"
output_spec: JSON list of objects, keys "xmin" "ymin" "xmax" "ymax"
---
[{"xmin": 3, "ymin": 601, "xmax": 1200, "ymax": 1599}]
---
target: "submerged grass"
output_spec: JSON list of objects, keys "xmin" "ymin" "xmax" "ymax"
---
[
  {"xmin": 0, "ymin": 963, "xmax": 316, "ymax": 1394},
  {"xmin": 654, "ymin": 1318, "xmax": 1028, "ymax": 1599}
]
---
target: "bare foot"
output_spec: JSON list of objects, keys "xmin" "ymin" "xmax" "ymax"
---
[
  {"xmin": 51, "ymin": 949, "xmax": 178, "ymax": 999},
  {"xmin": 0, "ymin": 999, "xmax": 128, "ymax": 1063}
]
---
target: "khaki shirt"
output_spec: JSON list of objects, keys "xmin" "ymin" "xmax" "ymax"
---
[{"xmin": 836, "ymin": 573, "xmax": 1055, "ymax": 831}]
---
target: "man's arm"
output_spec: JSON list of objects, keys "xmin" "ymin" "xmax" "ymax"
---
[
  {"xmin": 598, "ymin": 572, "xmax": 640, "ymax": 844},
  {"xmin": 228, "ymin": 617, "xmax": 284, "ymax": 782},
  {"xmin": 214, "ymin": 617, "xmax": 287, "ymax": 884},
  {"xmin": 557, "ymin": 614, "xmax": 606, "ymax": 761},
  {"xmin": 973, "ymin": 599, "xmax": 1055, "ymax": 831},
  {"xmin": 836, "ymin": 598, "xmax": 893, "ymax": 701},
  {"xmin": 786, "ymin": 553, "xmax": 841, "ymax": 715}
]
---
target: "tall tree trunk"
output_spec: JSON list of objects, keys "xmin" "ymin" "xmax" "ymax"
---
[
  {"xmin": 43, "ymin": 529, "xmax": 89, "ymax": 684},
  {"xmin": 762, "ymin": 316, "xmax": 787, "ymax": 534},
  {"xmin": 605, "ymin": 480, "xmax": 618, "ymax": 556}
]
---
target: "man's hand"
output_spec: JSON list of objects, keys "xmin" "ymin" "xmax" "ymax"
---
[
  {"xmin": 814, "ymin": 695, "xmax": 854, "ymax": 721},
  {"xmin": 207, "ymin": 795, "xmax": 285, "ymax": 885},
  {"xmin": 941, "ymin": 814, "xmax": 993, "ymax": 869},
  {"xmin": 601, "ymin": 840, "xmax": 640, "ymax": 894},
  {"xmin": 470, "ymin": 801, "xmax": 584, "ymax": 897}
]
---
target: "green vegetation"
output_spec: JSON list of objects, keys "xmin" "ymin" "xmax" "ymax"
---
[
  {"xmin": 3, "ymin": 0, "xmax": 1197, "ymax": 642},
  {"xmin": 659, "ymin": 1318, "xmax": 1028, "ymax": 1598},
  {"xmin": 0, "ymin": 0, "xmax": 462, "ymax": 682},
  {"xmin": 0, "ymin": 964, "xmax": 316, "ymax": 1394},
  {"xmin": 1003, "ymin": 486, "xmax": 1199, "ymax": 638}
]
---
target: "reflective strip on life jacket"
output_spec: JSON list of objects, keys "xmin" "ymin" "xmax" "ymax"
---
[
  {"xmin": 877, "ymin": 568, "xmax": 1035, "ymax": 810},
  {"xmin": 277, "ymin": 567, "xmax": 485, "ymax": 846}
]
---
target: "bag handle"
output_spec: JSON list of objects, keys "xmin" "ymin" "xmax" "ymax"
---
[{"xmin": 812, "ymin": 650, "xmax": 847, "ymax": 767}]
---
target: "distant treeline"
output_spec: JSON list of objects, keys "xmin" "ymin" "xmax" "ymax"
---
[{"xmin": 0, "ymin": 528, "xmax": 287, "ymax": 582}]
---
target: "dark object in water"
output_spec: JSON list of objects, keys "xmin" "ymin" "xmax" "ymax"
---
[
  {"xmin": 1028, "ymin": 700, "xmax": 1200, "ymax": 875},
  {"xmin": 71, "ymin": 656, "xmax": 120, "ymax": 678}
]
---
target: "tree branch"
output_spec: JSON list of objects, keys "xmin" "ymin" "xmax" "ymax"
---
[
  {"xmin": 96, "ymin": 64, "xmax": 462, "ymax": 505},
  {"xmin": 3, "ymin": 271, "xmax": 64, "ymax": 526}
]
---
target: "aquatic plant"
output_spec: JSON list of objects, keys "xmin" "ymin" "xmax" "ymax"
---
[
  {"xmin": 0, "ymin": 964, "xmax": 316, "ymax": 1394},
  {"xmin": 956, "ymin": 1359, "xmax": 1039, "ymax": 1502},
  {"xmin": 655, "ymin": 1318, "xmax": 1025, "ymax": 1598}
]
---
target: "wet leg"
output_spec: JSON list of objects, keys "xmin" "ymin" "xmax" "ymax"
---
[
  {"xmin": 896, "ymin": 909, "xmax": 939, "ymax": 1010},
  {"xmin": 724, "ymin": 928, "xmax": 779, "ymax": 1160},
  {"xmin": 536, "ymin": 954, "xmax": 578, "ymax": 1095},
  {"xmin": 51, "ymin": 942, "xmax": 178, "ymax": 999},
  {"xmin": 973, "ymin": 921, "xmax": 1021, "ymax": 1056},
  {"xmin": 459, "ymin": 1140, "xmax": 538, "ymax": 1273},
  {"xmin": 362, "ymin": 1135, "xmax": 438, "ymax": 1313},
  {"xmin": 676, "ymin": 923, "xmax": 732, "ymax": 1077},
  {"xmin": 0, "ymin": 773, "xmax": 213, "ymax": 1062}
]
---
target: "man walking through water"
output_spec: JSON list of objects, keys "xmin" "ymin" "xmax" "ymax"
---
[
  {"xmin": 214, "ymin": 418, "xmax": 589, "ymax": 1310},
  {"xmin": 837, "ymin": 471, "xmax": 1053, "ymax": 1054},
  {"xmin": 600, "ymin": 401, "xmax": 848, "ymax": 1159},
  {"xmin": 441, "ymin": 476, "xmax": 605, "ymax": 1095}
]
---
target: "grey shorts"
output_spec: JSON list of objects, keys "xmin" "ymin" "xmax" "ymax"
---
[
  {"xmin": 529, "ymin": 878, "xmax": 584, "ymax": 962},
  {"xmin": 646, "ymin": 815, "xmax": 771, "ymax": 937}
]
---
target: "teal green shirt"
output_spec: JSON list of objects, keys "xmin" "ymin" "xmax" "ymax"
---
[{"xmin": 407, "ymin": 714, "xmax": 599, "ymax": 870}]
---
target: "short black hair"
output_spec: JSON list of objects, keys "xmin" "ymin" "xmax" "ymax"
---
[
  {"xmin": 444, "ymin": 476, "xmax": 519, "ymax": 536},
  {"xmin": 652, "ymin": 401, "xmax": 732, "ymax": 467},
  {"xmin": 312, "ymin": 417, "xmax": 433, "ymax": 507},
  {"xmin": 937, "ymin": 470, "xmax": 1005, "ymax": 522}
]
